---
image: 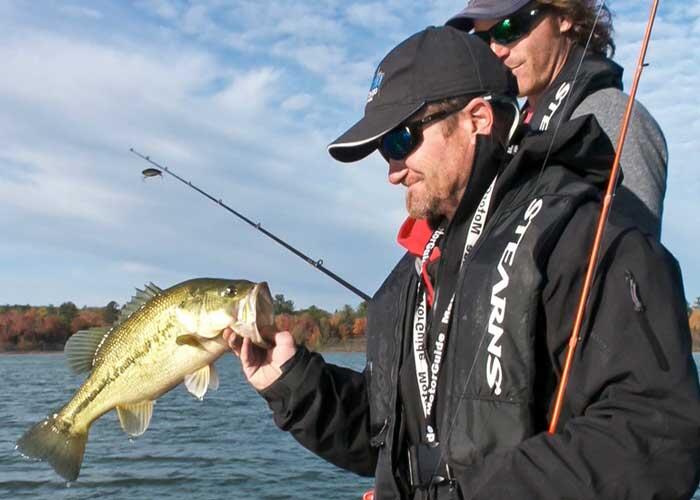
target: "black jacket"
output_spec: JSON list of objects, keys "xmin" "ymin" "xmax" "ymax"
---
[{"xmin": 261, "ymin": 116, "xmax": 700, "ymax": 499}]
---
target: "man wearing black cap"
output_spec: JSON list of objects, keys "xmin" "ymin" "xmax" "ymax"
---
[
  {"xmin": 227, "ymin": 26, "xmax": 700, "ymax": 500},
  {"xmin": 447, "ymin": 0, "xmax": 668, "ymax": 240}
]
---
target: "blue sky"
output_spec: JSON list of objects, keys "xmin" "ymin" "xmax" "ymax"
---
[{"xmin": 1, "ymin": 0, "xmax": 698, "ymax": 312}]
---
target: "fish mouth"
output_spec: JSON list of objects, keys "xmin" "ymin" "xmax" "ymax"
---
[
  {"xmin": 252, "ymin": 282, "xmax": 275, "ymax": 335},
  {"xmin": 228, "ymin": 281, "xmax": 276, "ymax": 348},
  {"xmin": 230, "ymin": 281, "xmax": 275, "ymax": 348}
]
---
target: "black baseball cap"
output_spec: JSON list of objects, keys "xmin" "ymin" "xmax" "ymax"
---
[
  {"xmin": 327, "ymin": 26, "xmax": 518, "ymax": 163},
  {"xmin": 447, "ymin": 0, "xmax": 532, "ymax": 31}
]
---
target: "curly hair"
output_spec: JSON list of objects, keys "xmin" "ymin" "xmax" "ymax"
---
[{"xmin": 538, "ymin": 0, "xmax": 615, "ymax": 57}]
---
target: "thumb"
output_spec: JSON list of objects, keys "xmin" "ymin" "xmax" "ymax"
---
[{"xmin": 272, "ymin": 330, "xmax": 295, "ymax": 348}]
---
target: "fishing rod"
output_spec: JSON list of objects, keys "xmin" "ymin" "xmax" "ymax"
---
[
  {"xmin": 130, "ymin": 148, "xmax": 372, "ymax": 303},
  {"xmin": 548, "ymin": 0, "xmax": 661, "ymax": 434}
]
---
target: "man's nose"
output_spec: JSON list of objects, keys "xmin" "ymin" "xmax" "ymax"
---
[
  {"xmin": 388, "ymin": 160, "xmax": 408, "ymax": 185},
  {"xmin": 490, "ymin": 42, "xmax": 510, "ymax": 61}
]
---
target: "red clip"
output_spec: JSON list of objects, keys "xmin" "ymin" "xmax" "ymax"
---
[{"xmin": 362, "ymin": 489, "xmax": 375, "ymax": 500}]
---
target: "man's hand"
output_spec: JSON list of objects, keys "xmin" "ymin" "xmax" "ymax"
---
[{"xmin": 223, "ymin": 328, "xmax": 297, "ymax": 391}]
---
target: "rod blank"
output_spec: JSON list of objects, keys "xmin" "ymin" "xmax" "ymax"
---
[{"xmin": 130, "ymin": 148, "xmax": 371, "ymax": 303}]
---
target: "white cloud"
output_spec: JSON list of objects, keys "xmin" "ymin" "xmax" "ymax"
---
[
  {"xmin": 213, "ymin": 67, "xmax": 282, "ymax": 115},
  {"xmin": 59, "ymin": 5, "xmax": 103, "ymax": 20},
  {"xmin": 345, "ymin": 3, "xmax": 402, "ymax": 30},
  {"xmin": 282, "ymin": 93, "xmax": 313, "ymax": 111},
  {"xmin": 136, "ymin": 0, "xmax": 181, "ymax": 20},
  {"xmin": 0, "ymin": 150, "xmax": 142, "ymax": 225}
]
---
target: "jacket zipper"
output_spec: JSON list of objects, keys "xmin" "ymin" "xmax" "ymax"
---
[
  {"xmin": 370, "ymin": 263, "xmax": 415, "ymax": 449},
  {"xmin": 625, "ymin": 270, "xmax": 669, "ymax": 372}
]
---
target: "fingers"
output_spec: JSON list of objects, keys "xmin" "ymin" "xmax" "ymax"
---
[
  {"xmin": 240, "ymin": 336, "xmax": 253, "ymax": 364},
  {"xmin": 270, "ymin": 331, "xmax": 297, "ymax": 368},
  {"xmin": 273, "ymin": 330, "xmax": 295, "ymax": 348},
  {"xmin": 223, "ymin": 328, "xmax": 243, "ymax": 356}
]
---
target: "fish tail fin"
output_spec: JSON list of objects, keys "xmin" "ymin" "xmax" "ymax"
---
[{"xmin": 16, "ymin": 415, "xmax": 88, "ymax": 481}]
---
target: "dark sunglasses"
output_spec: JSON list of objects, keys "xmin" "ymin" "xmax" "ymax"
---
[
  {"xmin": 473, "ymin": 3, "xmax": 548, "ymax": 45},
  {"xmin": 378, "ymin": 107, "xmax": 464, "ymax": 162}
]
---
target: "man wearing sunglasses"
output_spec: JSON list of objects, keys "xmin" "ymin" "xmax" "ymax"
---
[
  {"xmin": 229, "ymin": 26, "xmax": 700, "ymax": 500},
  {"xmin": 447, "ymin": 0, "xmax": 667, "ymax": 240}
]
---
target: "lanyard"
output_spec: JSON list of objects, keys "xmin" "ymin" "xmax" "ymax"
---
[{"xmin": 412, "ymin": 177, "xmax": 496, "ymax": 444}]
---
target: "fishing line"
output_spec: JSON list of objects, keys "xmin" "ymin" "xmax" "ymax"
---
[
  {"xmin": 548, "ymin": 0, "xmax": 660, "ymax": 434},
  {"xmin": 130, "ymin": 148, "xmax": 372, "ymax": 303}
]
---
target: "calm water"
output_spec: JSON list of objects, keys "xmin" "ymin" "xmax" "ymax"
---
[{"xmin": 1, "ymin": 353, "xmax": 699, "ymax": 499}]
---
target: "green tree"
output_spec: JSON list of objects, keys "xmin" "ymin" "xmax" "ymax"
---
[
  {"xmin": 302, "ymin": 305, "xmax": 330, "ymax": 323},
  {"xmin": 273, "ymin": 294, "xmax": 295, "ymax": 315},
  {"xmin": 58, "ymin": 301, "xmax": 79, "ymax": 326},
  {"xmin": 356, "ymin": 301, "xmax": 368, "ymax": 317},
  {"xmin": 693, "ymin": 297, "xmax": 700, "ymax": 309},
  {"xmin": 103, "ymin": 301, "xmax": 120, "ymax": 324}
]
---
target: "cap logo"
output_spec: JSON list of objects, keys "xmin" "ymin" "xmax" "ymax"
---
[{"xmin": 367, "ymin": 69, "xmax": 384, "ymax": 103}]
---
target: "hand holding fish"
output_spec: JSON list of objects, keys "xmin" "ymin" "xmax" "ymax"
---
[{"xmin": 225, "ymin": 328, "xmax": 296, "ymax": 391}]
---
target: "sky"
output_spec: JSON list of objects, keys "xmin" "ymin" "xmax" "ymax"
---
[{"xmin": 1, "ymin": 0, "xmax": 699, "ymax": 312}]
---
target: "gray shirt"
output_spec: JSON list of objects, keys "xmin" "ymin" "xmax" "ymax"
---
[{"xmin": 572, "ymin": 88, "xmax": 667, "ymax": 239}]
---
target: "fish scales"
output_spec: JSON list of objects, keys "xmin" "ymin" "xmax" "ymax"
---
[{"xmin": 65, "ymin": 286, "xmax": 191, "ymax": 431}]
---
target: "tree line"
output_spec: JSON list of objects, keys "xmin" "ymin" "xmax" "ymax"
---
[
  {"xmin": 0, "ymin": 301, "xmax": 120, "ymax": 352},
  {"xmin": 2, "ymin": 295, "xmax": 698, "ymax": 353},
  {"xmin": 690, "ymin": 297, "xmax": 700, "ymax": 352},
  {"xmin": 0, "ymin": 295, "xmax": 367, "ymax": 353}
]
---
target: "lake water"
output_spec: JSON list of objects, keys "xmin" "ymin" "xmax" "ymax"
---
[{"xmin": 1, "ymin": 353, "xmax": 699, "ymax": 499}]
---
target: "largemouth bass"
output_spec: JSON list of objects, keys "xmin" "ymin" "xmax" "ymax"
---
[{"xmin": 16, "ymin": 278, "xmax": 274, "ymax": 481}]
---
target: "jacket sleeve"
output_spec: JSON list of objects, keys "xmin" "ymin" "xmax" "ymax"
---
[
  {"xmin": 458, "ymin": 204, "xmax": 700, "ymax": 500},
  {"xmin": 572, "ymin": 88, "xmax": 667, "ymax": 239},
  {"xmin": 259, "ymin": 346, "xmax": 377, "ymax": 476}
]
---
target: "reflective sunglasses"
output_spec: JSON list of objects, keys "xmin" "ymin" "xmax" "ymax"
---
[
  {"xmin": 378, "ymin": 107, "xmax": 464, "ymax": 162},
  {"xmin": 473, "ymin": 3, "xmax": 548, "ymax": 45}
]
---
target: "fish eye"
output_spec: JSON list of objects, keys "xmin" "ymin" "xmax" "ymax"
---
[{"xmin": 221, "ymin": 286, "xmax": 238, "ymax": 297}]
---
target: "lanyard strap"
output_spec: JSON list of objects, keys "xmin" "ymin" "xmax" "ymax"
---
[{"xmin": 412, "ymin": 177, "xmax": 496, "ymax": 443}]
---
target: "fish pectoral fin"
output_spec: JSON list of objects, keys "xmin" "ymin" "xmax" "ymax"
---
[
  {"xmin": 175, "ymin": 334, "xmax": 205, "ymax": 349},
  {"xmin": 116, "ymin": 400, "xmax": 154, "ymax": 437},
  {"xmin": 184, "ymin": 365, "xmax": 215, "ymax": 400},
  {"xmin": 209, "ymin": 363, "xmax": 220, "ymax": 391},
  {"xmin": 64, "ymin": 327, "xmax": 112, "ymax": 374}
]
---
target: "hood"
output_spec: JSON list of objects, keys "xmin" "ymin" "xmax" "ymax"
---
[
  {"xmin": 526, "ymin": 45, "xmax": 623, "ymax": 133},
  {"xmin": 500, "ymin": 114, "xmax": 616, "ymax": 191}
]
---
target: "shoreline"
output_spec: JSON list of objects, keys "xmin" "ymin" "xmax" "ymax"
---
[{"xmin": 0, "ymin": 350, "xmax": 63, "ymax": 355}]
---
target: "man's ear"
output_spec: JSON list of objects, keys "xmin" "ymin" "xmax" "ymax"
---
[
  {"xmin": 558, "ymin": 15, "xmax": 573, "ymax": 34},
  {"xmin": 464, "ymin": 98, "xmax": 494, "ymax": 137}
]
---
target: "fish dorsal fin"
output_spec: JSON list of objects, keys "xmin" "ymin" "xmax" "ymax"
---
[
  {"xmin": 184, "ymin": 364, "xmax": 217, "ymax": 400},
  {"xmin": 115, "ymin": 282, "xmax": 163, "ymax": 326},
  {"xmin": 64, "ymin": 327, "xmax": 111, "ymax": 374},
  {"xmin": 116, "ymin": 401, "xmax": 154, "ymax": 437}
]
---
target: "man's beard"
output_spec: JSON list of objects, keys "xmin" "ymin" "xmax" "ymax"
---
[
  {"xmin": 406, "ymin": 190, "xmax": 441, "ymax": 224},
  {"xmin": 406, "ymin": 179, "xmax": 459, "ymax": 228}
]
